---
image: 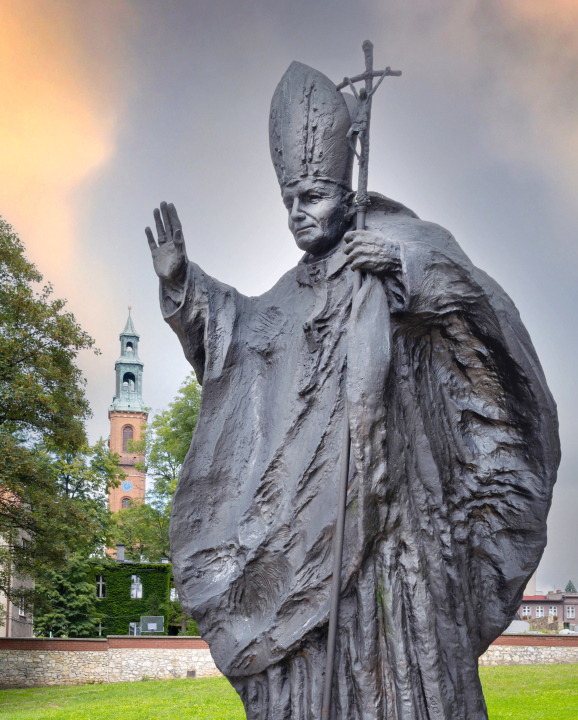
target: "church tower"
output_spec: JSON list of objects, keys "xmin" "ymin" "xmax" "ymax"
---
[{"xmin": 108, "ymin": 309, "xmax": 148, "ymax": 513}]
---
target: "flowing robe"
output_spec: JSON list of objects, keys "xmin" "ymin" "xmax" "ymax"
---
[{"xmin": 165, "ymin": 196, "xmax": 559, "ymax": 720}]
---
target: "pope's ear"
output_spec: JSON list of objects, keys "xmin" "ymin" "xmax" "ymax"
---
[{"xmin": 343, "ymin": 191, "xmax": 356, "ymax": 222}]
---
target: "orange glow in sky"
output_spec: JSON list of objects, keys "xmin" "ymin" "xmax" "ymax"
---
[{"xmin": 0, "ymin": 0, "xmax": 118, "ymax": 276}]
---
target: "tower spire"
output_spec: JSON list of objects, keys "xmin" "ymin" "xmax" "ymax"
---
[
  {"xmin": 122, "ymin": 306, "xmax": 137, "ymax": 336},
  {"xmin": 109, "ymin": 309, "xmax": 145, "ymax": 412}
]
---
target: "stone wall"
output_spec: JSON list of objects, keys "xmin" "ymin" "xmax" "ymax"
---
[
  {"xmin": 479, "ymin": 633, "xmax": 578, "ymax": 666},
  {"xmin": 0, "ymin": 648, "xmax": 108, "ymax": 686},
  {"xmin": 107, "ymin": 647, "xmax": 221, "ymax": 682},
  {"xmin": 479, "ymin": 644, "xmax": 578, "ymax": 666},
  {"xmin": 2, "ymin": 635, "xmax": 578, "ymax": 688},
  {"xmin": 0, "ymin": 637, "xmax": 221, "ymax": 688}
]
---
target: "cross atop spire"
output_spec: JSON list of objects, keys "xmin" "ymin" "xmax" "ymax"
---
[{"xmin": 121, "ymin": 307, "xmax": 139, "ymax": 338}]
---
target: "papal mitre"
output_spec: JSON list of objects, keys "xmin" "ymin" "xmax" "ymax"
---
[{"xmin": 269, "ymin": 61, "xmax": 355, "ymax": 190}]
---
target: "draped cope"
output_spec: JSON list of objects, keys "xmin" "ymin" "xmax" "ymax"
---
[{"xmin": 166, "ymin": 197, "xmax": 559, "ymax": 720}]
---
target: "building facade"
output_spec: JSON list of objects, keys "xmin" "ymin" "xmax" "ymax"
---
[
  {"xmin": 519, "ymin": 591, "xmax": 578, "ymax": 625},
  {"xmin": 0, "ymin": 531, "xmax": 34, "ymax": 638},
  {"xmin": 108, "ymin": 310, "xmax": 148, "ymax": 514}
]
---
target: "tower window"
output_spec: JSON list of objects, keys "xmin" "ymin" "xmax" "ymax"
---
[
  {"xmin": 121, "ymin": 497, "xmax": 131, "ymax": 510},
  {"xmin": 126, "ymin": 342, "xmax": 133, "ymax": 352},
  {"xmin": 123, "ymin": 371, "xmax": 136, "ymax": 392},
  {"xmin": 122, "ymin": 425, "xmax": 134, "ymax": 452}
]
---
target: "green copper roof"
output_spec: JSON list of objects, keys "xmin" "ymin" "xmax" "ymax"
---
[
  {"xmin": 121, "ymin": 307, "xmax": 139, "ymax": 338},
  {"xmin": 109, "ymin": 309, "xmax": 145, "ymax": 413}
]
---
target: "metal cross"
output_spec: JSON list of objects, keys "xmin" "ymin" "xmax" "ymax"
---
[{"xmin": 336, "ymin": 40, "xmax": 401, "ymax": 223}]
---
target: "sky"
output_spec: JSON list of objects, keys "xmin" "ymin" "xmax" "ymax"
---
[{"xmin": 1, "ymin": 0, "xmax": 577, "ymax": 591}]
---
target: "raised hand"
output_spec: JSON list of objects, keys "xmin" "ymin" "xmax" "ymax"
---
[
  {"xmin": 343, "ymin": 229, "xmax": 400, "ymax": 276},
  {"xmin": 146, "ymin": 201, "xmax": 188, "ymax": 289}
]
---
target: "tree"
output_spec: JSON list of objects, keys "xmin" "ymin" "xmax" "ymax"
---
[
  {"xmin": 113, "ymin": 373, "xmax": 201, "ymax": 562},
  {"xmin": 33, "ymin": 555, "xmax": 101, "ymax": 638},
  {"xmin": 565, "ymin": 580, "xmax": 577, "ymax": 593},
  {"xmin": 136, "ymin": 371, "xmax": 202, "ymax": 498},
  {"xmin": 0, "ymin": 216, "xmax": 117, "ymax": 610},
  {"xmin": 47, "ymin": 439, "xmax": 122, "ymax": 553},
  {"xmin": 112, "ymin": 500, "xmax": 171, "ymax": 562}
]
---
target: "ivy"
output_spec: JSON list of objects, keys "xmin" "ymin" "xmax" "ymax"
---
[{"xmin": 90, "ymin": 561, "xmax": 172, "ymax": 636}]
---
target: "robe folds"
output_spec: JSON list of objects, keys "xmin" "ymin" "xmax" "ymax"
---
[{"xmin": 165, "ymin": 195, "xmax": 559, "ymax": 720}]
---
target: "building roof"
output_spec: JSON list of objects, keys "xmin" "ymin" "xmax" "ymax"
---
[
  {"xmin": 121, "ymin": 307, "xmax": 139, "ymax": 338},
  {"xmin": 522, "ymin": 596, "xmax": 548, "ymax": 601}
]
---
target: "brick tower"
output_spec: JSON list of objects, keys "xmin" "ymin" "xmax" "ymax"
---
[{"xmin": 108, "ymin": 308, "xmax": 147, "ymax": 513}]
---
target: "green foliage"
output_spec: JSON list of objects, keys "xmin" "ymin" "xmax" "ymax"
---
[
  {"xmin": 0, "ymin": 216, "xmax": 93, "ymax": 447},
  {"xmin": 179, "ymin": 618, "xmax": 200, "ymax": 636},
  {"xmin": 111, "ymin": 501, "xmax": 170, "ymax": 563},
  {"xmin": 0, "ymin": 678, "xmax": 246, "ymax": 720},
  {"xmin": 92, "ymin": 562, "xmax": 171, "ymax": 636},
  {"xmin": 1, "ymin": 440, "xmax": 121, "ymax": 618},
  {"xmin": 0, "ymin": 217, "xmax": 120, "ymax": 609},
  {"xmin": 33, "ymin": 555, "xmax": 100, "ymax": 638},
  {"xmin": 134, "ymin": 371, "xmax": 202, "ymax": 499},
  {"xmin": 113, "ymin": 373, "xmax": 201, "ymax": 562},
  {"xmin": 565, "ymin": 580, "xmax": 577, "ymax": 593}
]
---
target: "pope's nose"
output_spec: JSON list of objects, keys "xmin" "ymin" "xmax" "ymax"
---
[{"xmin": 290, "ymin": 198, "xmax": 306, "ymax": 220}]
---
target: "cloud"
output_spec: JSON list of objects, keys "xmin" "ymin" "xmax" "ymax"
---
[
  {"xmin": 0, "ymin": 0, "xmax": 133, "ymax": 278},
  {"xmin": 382, "ymin": 1, "xmax": 578, "ymax": 222}
]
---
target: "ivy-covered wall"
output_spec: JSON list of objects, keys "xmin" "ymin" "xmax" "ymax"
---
[{"xmin": 90, "ymin": 562, "xmax": 171, "ymax": 636}]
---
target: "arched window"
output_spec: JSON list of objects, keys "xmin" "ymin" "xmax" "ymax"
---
[
  {"xmin": 122, "ymin": 425, "xmax": 134, "ymax": 452},
  {"xmin": 121, "ymin": 497, "xmax": 131, "ymax": 510},
  {"xmin": 122, "ymin": 371, "xmax": 136, "ymax": 392},
  {"xmin": 130, "ymin": 575, "xmax": 143, "ymax": 599},
  {"xmin": 125, "ymin": 342, "xmax": 133, "ymax": 353}
]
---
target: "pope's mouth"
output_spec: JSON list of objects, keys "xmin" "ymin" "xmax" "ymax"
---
[{"xmin": 295, "ymin": 225, "xmax": 316, "ymax": 236}]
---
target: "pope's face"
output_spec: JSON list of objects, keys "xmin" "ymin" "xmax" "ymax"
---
[{"xmin": 283, "ymin": 179, "xmax": 348, "ymax": 256}]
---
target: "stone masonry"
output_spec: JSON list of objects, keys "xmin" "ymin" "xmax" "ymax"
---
[
  {"xmin": 0, "ymin": 637, "xmax": 221, "ymax": 688},
  {"xmin": 108, "ymin": 647, "xmax": 221, "ymax": 682},
  {"xmin": 479, "ymin": 641, "xmax": 578, "ymax": 666},
  {"xmin": 1, "ymin": 635, "xmax": 578, "ymax": 688}
]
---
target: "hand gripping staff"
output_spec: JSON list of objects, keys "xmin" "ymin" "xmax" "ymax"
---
[{"xmin": 321, "ymin": 41, "xmax": 401, "ymax": 720}]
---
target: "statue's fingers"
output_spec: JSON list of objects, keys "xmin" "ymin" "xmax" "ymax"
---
[
  {"xmin": 344, "ymin": 241, "xmax": 366, "ymax": 258},
  {"xmin": 343, "ymin": 236, "xmax": 364, "ymax": 254},
  {"xmin": 349, "ymin": 253, "xmax": 372, "ymax": 271},
  {"xmin": 174, "ymin": 228, "xmax": 185, "ymax": 250},
  {"xmin": 161, "ymin": 201, "xmax": 173, "ymax": 237},
  {"xmin": 154, "ymin": 208, "xmax": 167, "ymax": 244},
  {"xmin": 167, "ymin": 203, "xmax": 182, "ymax": 233},
  {"xmin": 145, "ymin": 227, "xmax": 157, "ymax": 252}
]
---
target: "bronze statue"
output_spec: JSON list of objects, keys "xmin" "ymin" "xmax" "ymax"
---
[{"xmin": 146, "ymin": 44, "xmax": 559, "ymax": 720}]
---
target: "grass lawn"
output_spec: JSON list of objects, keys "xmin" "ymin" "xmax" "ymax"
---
[
  {"xmin": 0, "ymin": 665, "xmax": 576, "ymax": 719},
  {"xmin": 479, "ymin": 664, "xmax": 578, "ymax": 719},
  {"xmin": 0, "ymin": 677, "xmax": 245, "ymax": 720}
]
